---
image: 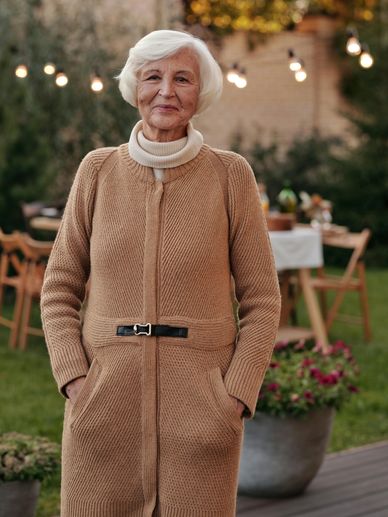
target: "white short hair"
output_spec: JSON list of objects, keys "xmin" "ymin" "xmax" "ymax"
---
[{"xmin": 114, "ymin": 29, "xmax": 223, "ymax": 115}]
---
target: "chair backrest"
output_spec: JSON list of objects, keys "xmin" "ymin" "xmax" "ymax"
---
[
  {"xmin": 322, "ymin": 228, "xmax": 371, "ymax": 284},
  {"xmin": 16, "ymin": 233, "xmax": 54, "ymax": 262},
  {"xmin": 0, "ymin": 228, "xmax": 23, "ymax": 277}
]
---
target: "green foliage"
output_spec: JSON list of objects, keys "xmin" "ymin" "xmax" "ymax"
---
[
  {"xmin": 329, "ymin": 16, "xmax": 388, "ymax": 264},
  {"xmin": 184, "ymin": 0, "xmax": 376, "ymax": 37},
  {"xmin": 0, "ymin": 432, "xmax": 60, "ymax": 482},
  {"xmin": 0, "ymin": 0, "xmax": 138, "ymax": 232},
  {"xmin": 233, "ymin": 119, "xmax": 387, "ymax": 265},
  {"xmin": 235, "ymin": 131, "xmax": 341, "ymax": 205},
  {"xmin": 257, "ymin": 339, "xmax": 360, "ymax": 417}
]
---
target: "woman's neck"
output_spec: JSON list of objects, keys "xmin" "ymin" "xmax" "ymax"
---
[{"xmin": 141, "ymin": 122, "xmax": 187, "ymax": 142}]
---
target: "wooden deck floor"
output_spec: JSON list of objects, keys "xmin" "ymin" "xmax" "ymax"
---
[{"xmin": 237, "ymin": 440, "xmax": 388, "ymax": 517}]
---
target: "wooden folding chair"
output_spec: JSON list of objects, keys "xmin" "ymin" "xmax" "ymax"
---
[
  {"xmin": 310, "ymin": 228, "xmax": 372, "ymax": 341},
  {"xmin": 0, "ymin": 228, "xmax": 27, "ymax": 348},
  {"xmin": 16, "ymin": 233, "xmax": 54, "ymax": 350}
]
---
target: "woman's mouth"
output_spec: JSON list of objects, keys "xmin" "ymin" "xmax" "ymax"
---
[{"xmin": 153, "ymin": 105, "xmax": 179, "ymax": 112}]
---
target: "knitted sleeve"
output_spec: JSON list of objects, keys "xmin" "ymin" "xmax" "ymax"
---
[
  {"xmin": 223, "ymin": 154, "xmax": 281, "ymax": 420},
  {"xmin": 40, "ymin": 151, "xmax": 99, "ymax": 400}
]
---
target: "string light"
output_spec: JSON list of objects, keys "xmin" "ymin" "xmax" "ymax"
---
[
  {"xmin": 10, "ymin": 27, "xmax": 373, "ymax": 94},
  {"xmin": 43, "ymin": 62, "xmax": 56, "ymax": 75},
  {"xmin": 15, "ymin": 63, "xmax": 28, "ymax": 78},
  {"xmin": 294, "ymin": 65, "xmax": 307, "ymax": 82},
  {"xmin": 288, "ymin": 49, "xmax": 302, "ymax": 72},
  {"xmin": 55, "ymin": 68, "xmax": 68, "ymax": 87},
  {"xmin": 235, "ymin": 67, "xmax": 247, "ymax": 88},
  {"xmin": 359, "ymin": 43, "xmax": 374, "ymax": 68},
  {"xmin": 90, "ymin": 69, "xmax": 104, "ymax": 92},
  {"xmin": 346, "ymin": 28, "xmax": 361, "ymax": 56},
  {"xmin": 287, "ymin": 50, "xmax": 307, "ymax": 82},
  {"xmin": 226, "ymin": 63, "xmax": 248, "ymax": 88},
  {"xmin": 226, "ymin": 63, "xmax": 240, "ymax": 84}
]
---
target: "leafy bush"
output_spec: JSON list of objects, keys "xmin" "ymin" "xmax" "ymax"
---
[
  {"xmin": 0, "ymin": 432, "xmax": 60, "ymax": 482},
  {"xmin": 0, "ymin": 0, "xmax": 138, "ymax": 232}
]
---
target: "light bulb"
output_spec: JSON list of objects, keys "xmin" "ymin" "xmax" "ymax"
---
[
  {"xmin": 295, "ymin": 68, "xmax": 307, "ymax": 82},
  {"xmin": 15, "ymin": 64, "xmax": 28, "ymax": 78},
  {"xmin": 346, "ymin": 36, "xmax": 361, "ymax": 56},
  {"xmin": 44, "ymin": 62, "xmax": 56, "ymax": 75},
  {"xmin": 289, "ymin": 59, "xmax": 302, "ymax": 72},
  {"xmin": 288, "ymin": 49, "xmax": 302, "ymax": 72},
  {"xmin": 91, "ymin": 74, "xmax": 104, "ymax": 92},
  {"xmin": 226, "ymin": 63, "xmax": 239, "ymax": 84},
  {"xmin": 235, "ymin": 67, "xmax": 247, "ymax": 88},
  {"xmin": 55, "ymin": 70, "xmax": 68, "ymax": 87},
  {"xmin": 235, "ymin": 75, "xmax": 247, "ymax": 88},
  {"xmin": 359, "ymin": 45, "xmax": 374, "ymax": 68}
]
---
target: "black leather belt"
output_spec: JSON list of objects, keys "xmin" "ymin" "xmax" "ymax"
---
[{"xmin": 116, "ymin": 323, "xmax": 188, "ymax": 338}]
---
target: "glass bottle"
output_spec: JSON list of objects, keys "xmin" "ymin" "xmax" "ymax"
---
[
  {"xmin": 258, "ymin": 182, "xmax": 270, "ymax": 214},
  {"xmin": 277, "ymin": 182, "xmax": 298, "ymax": 214}
]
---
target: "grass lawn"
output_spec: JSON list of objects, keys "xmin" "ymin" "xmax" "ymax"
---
[{"xmin": 0, "ymin": 267, "xmax": 387, "ymax": 516}]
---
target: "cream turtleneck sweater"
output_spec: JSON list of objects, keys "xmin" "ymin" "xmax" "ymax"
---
[{"xmin": 128, "ymin": 120, "xmax": 204, "ymax": 180}]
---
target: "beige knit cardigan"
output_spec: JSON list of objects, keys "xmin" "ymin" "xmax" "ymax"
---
[{"xmin": 40, "ymin": 141, "xmax": 281, "ymax": 517}]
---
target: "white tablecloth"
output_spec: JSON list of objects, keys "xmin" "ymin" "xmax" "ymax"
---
[{"xmin": 269, "ymin": 227, "xmax": 323, "ymax": 272}]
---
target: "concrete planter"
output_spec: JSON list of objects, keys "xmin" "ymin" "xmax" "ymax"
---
[
  {"xmin": 0, "ymin": 479, "xmax": 41, "ymax": 517},
  {"xmin": 238, "ymin": 407, "xmax": 335, "ymax": 497}
]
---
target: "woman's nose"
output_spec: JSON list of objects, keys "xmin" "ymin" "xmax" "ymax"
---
[{"xmin": 158, "ymin": 78, "xmax": 175, "ymax": 97}]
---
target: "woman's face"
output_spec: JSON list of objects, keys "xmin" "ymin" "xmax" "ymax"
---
[{"xmin": 136, "ymin": 47, "xmax": 200, "ymax": 142}]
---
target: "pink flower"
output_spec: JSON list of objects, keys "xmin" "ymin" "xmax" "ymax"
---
[
  {"xmin": 274, "ymin": 340, "xmax": 289, "ymax": 351},
  {"xmin": 348, "ymin": 385, "xmax": 359, "ymax": 393},
  {"xmin": 310, "ymin": 367, "xmax": 323, "ymax": 380},
  {"xmin": 290, "ymin": 393, "xmax": 300, "ymax": 402},
  {"xmin": 269, "ymin": 361, "xmax": 279, "ymax": 368},
  {"xmin": 304, "ymin": 390, "xmax": 314, "ymax": 403},
  {"xmin": 301, "ymin": 358, "xmax": 314, "ymax": 368},
  {"xmin": 319, "ymin": 373, "xmax": 339, "ymax": 385},
  {"xmin": 267, "ymin": 383, "xmax": 280, "ymax": 392},
  {"xmin": 294, "ymin": 340, "xmax": 305, "ymax": 350}
]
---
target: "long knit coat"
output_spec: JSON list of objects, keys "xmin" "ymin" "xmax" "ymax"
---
[{"xmin": 40, "ymin": 141, "xmax": 281, "ymax": 517}]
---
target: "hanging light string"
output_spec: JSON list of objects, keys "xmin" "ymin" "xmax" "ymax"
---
[
  {"xmin": 12, "ymin": 27, "xmax": 374, "ymax": 91},
  {"xmin": 345, "ymin": 26, "xmax": 374, "ymax": 68}
]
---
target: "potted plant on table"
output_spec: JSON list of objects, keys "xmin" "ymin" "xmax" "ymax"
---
[
  {"xmin": 238, "ymin": 339, "xmax": 360, "ymax": 498},
  {"xmin": 0, "ymin": 432, "xmax": 61, "ymax": 517}
]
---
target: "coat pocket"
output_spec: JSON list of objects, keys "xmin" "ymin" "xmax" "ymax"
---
[
  {"xmin": 69, "ymin": 357, "xmax": 102, "ymax": 431},
  {"xmin": 207, "ymin": 366, "xmax": 244, "ymax": 435}
]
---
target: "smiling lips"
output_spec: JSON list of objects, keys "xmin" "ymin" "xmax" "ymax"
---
[{"xmin": 153, "ymin": 104, "xmax": 179, "ymax": 111}]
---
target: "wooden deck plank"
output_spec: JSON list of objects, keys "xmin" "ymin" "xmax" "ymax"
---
[
  {"xmin": 237, "ymin": 473, "xmax": 388, "ymax": 516},
  {"xmin": 237, "ymin": 441, "xmax": 388, "ymax": 517}
]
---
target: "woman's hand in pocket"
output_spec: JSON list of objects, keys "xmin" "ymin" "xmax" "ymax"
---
[
  {"xmin": 65, "ymin": 376, "xmax": 86, "ymax": 404},
  {"xmin": 229, "ymin": 395, "xmax": 245, "ymax": 418}
]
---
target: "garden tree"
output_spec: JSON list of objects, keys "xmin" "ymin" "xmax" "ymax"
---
[
  {"xmin": 0, "ymin": 0, "xmax": 138, "ymax": 231},
  {"xmin": 330, "ymin": 9, "xmax": 388, "ymax": 265},
  {"xmin": 183, "ymin": 0, "xmax": 377, "ymax": 37},
  {"xmin": 231, "ymin": 10, "xmax": 388, "ymax": 265}
]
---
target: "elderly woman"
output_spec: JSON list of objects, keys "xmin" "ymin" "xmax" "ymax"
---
[{"xmin": 41, "ymin": 29, "xmax": 281, "ymax": 517}]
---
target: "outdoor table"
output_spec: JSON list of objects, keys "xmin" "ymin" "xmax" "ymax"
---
[{"xmin": 269, "ymin": 226, "xmax": 329, "ymax": 350}]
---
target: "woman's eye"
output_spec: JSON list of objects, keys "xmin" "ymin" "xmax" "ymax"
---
[
  {"xmin": 176, "ymin": 76, "xmax": 189, "ymax": 83},
  {"xmin": 145, "ymin": 75, "xmax": 160, "ymax": 80}
]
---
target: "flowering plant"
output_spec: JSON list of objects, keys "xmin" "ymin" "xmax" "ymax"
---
[
  {"xmin": 299, "ymin": 191, "xmax": 333, "ymax": 227},
  {"xmin": 0, "ymin": 432, "xmax": 60, "ymax": 482},
  {"xmin": 257, "ymin": 340, "xmax": 360, "ymax": 417}
]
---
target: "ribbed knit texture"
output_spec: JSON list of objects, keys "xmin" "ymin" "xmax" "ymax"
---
[{"xmin": 40, "ymin": 142, "xmax": 281, "ymax": 516}]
